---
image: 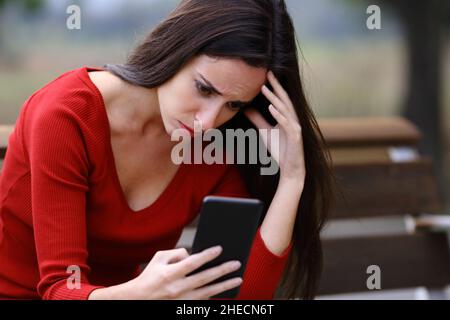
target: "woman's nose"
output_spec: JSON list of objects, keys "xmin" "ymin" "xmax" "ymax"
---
[{"xmin": 194, "ymin": 103, "xmax": 222, "ymax": 131}]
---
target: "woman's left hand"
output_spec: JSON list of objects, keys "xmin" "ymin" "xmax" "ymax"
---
[{"xmin": 243, "ymin": 71, "xmax": 305, "ymax": 183}]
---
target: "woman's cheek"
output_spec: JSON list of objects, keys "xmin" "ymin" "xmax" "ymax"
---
[{"xmin": 216, "ymin": 110, "xmax": 237, "ymax": 128}]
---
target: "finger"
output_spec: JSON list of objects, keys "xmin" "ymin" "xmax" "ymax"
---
[
  {"xmin": 173, "ymin": 246, "xmax": 223, "ymax": 276},
  {"xmin": 183, "ymin": 260, "xmax": 241, "ymax": 291},
  {"xmin": 192, "ymin": 277, "xmax": 243, "ymax": 300},
  {"xmin": 267, "ymin": 71, "xmax": 297, "ymax": 118},
  {"xmin": 268, "ymin": 104, "xmax": 289, "ymax": 128},
  {"xmin": 261, "ymin": 85, "xmax": 289, "ymax": 117},
  {"xmin": 243, "ymin": 108, "xmax": 272, "ymax": 130},
  {"xmin": 156, "ymin": 248, "xmax": 190, "ymax": 264}
]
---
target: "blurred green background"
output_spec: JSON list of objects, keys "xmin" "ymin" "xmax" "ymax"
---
[{"xmin": 0, "ymin": 0, "xmax": 449, "ymax": 208}]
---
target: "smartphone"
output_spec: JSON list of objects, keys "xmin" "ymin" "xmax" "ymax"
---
[{"xmin": 187, "ymin": 195, "xmax": 264, "ymax": 299}]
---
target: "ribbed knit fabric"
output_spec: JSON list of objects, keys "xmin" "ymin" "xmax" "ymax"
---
[{"xmin": 0, "ymin": 66, "xmax": 293, "ymax": 300}]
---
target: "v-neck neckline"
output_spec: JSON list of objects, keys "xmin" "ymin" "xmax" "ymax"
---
[{"xmin": 79, "ymin": 66, "xmax": 187, "ymax": 216}]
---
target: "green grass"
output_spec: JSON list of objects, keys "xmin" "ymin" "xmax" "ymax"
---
[
  {"xmin": 0, "ymin": 70, "xmax": 58, "ymax": 122},
  {"xmin": 0, "ymin": 36, "xmax": 132, "ymax": 123}
]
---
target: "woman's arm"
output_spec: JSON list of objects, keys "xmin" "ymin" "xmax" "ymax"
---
[
  {"xmin": 260, "ymin": 176, "xmax": 303, "ymax": 256},
  {"xmin": 88, "ymin": 281, "xmax": 136, "ymax": 300},
  {"xmin": 245, "ymin": 70, "xmax": 306, "ymax": 256},
  {"xmin": 28, "ymin": 105, "xmax": 105, "ymax": 299}
]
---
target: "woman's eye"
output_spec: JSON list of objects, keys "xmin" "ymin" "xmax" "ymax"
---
[
  {"xmin": 227, "ymin": 102, "xmax": 248, "ymax": 112},
  {"xmin": 196, "ymin": 81, "xmax": 212, "ymax": 96},
  {"xmin": 196, "ymin": 80, "xmax": 246, "ymax": 112},
  {"xmin": 227, "ymin": 102, "xmax": 241, "ymax": 111}
]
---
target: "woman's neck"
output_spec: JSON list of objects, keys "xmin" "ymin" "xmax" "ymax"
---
[{"xmin": 90, "ymin": 70, "xmax": 166, "ymax": 138}]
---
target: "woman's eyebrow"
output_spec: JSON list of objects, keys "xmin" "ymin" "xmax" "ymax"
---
[{"xmin": 198, "ymin": 72, "xmax": 252, "ymax": 104}]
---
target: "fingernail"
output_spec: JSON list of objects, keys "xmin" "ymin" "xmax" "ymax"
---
[
  {"xmin": 210, "ymin": 245, "xmax": 222, "ymax": 254},
  {"xmin": 231, "ymin": 261, "xmax": 241, "ymax": 268}
]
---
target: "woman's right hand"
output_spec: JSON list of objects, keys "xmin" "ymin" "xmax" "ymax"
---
[{"xmin": 127, "ymin": 245, "xmax": 243, "ymax": 299}]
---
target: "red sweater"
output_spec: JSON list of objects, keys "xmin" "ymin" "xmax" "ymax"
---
[{"xmin": 0, "ymin": 66, "xmax": 292, "ymax": 300}]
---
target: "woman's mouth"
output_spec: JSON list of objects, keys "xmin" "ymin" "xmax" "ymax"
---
[{"xmin": 177, "ymin": 120, "xmax": 195, "ymax": 136}]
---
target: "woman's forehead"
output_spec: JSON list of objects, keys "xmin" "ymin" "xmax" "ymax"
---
[{"xmin": 189, "ymin": 55, "xmax": 267, "ymax": 99}]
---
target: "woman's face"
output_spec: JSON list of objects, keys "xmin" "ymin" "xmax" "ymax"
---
[{"xmin": 157, "ymin": 55, "xmax": 267, "ymax": 136}]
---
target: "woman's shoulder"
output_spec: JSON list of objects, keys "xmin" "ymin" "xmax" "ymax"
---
[
  {"xmin": 13, "ymin": 66, "xmax": 111, "ymax": 151},
  {"xmin": 24, "ymin": 66, "xmax": 103, "ymax": 111},
  {"xmin": 19, "ymin": 66, "xmax": 107, "ymax": 125}
]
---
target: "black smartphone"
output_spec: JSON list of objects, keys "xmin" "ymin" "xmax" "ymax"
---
[{"xmin": 188, "ymin": 195, "xmax": 264, "ymax": 299}]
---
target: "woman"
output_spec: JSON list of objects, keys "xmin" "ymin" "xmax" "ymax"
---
[{"xmin": 0, "ymin": 0, "xmax": 334, "ymax": 300}]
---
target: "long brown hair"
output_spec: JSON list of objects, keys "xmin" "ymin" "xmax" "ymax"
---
[{"xmin": 104, "ymin": 0, "xmax": 335, "ymax": 299}]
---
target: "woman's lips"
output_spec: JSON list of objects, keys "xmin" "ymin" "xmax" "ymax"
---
[{"xmin": 178, "ymin": 120, "xmax": 195, "ymax": 135}]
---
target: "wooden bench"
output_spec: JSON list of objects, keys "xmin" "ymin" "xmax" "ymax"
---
[
  {"xmin": 317, "ymin": 116, "xmax": 450, "ymax": 297},
  {"xmin": 0, "ymin": 125, "xmax": 14, "ymax": 174},
  {"xmin": 176, "ymin": 117, "xmax": 450, "ymax": 298},
  {"xmin": 0, "ymin": 125, "xmax": 13, "ymax": 159}
]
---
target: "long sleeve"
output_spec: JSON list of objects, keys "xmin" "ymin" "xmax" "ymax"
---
[
  {"xmin": 28, "ymin": 105, "xmax": 104, "ymax": 299},
  {"xmin": 236, "ymin": 226, "xmax": 293, "ymax": 299},
  {"xmin": 211, "ymin": 164, "xmax": 293, "ymax": 300}
]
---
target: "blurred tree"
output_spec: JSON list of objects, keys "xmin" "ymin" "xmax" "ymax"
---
[
  {"xmin": 355, "ymin": 0, "xmax": 450, "ymax": 209},
  {"xmin": 0, "ymin": 0, "xmax": 42, "ymax": 11},
  {"xmin": 0, "ymin": 0, "xmax": 43, "ymax": 64},
  {"xmin": 386, "ymin": 0, "xmax": 450, "ymax": 209}
]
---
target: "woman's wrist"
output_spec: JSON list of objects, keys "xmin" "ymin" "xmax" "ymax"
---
[
  {"xmin": 279, "ymin": 173, "xmax": 304, "ymax": 194},
  {"xmin": 88, "ymin": 278, "xmax": 140, "ymax": 300}
]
